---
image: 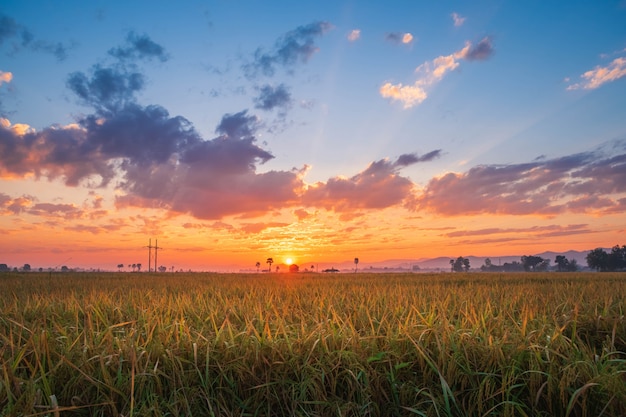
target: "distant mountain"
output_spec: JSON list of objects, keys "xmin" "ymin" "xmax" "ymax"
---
[{"xmin": 337, "ymin": 249, "xmax": 596, "ymax": 271}]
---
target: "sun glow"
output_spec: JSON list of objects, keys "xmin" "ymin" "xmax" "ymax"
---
[{"xmin": 285, "ymin": 258, "xmax": 293, "ymax": 265}]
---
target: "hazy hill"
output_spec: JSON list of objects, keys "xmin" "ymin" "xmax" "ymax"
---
[{"xmin": 336, "ymin": 250, "xmax": 595, "ymax": 271}]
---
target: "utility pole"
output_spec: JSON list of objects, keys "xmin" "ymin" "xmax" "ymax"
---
[
  {"xmin": 154, "ymin": 239, "xmax": 162, "ymax": 272},
  {"xmin": 146, "ymin": 238, "xmax": 152, "ymax": 272}
]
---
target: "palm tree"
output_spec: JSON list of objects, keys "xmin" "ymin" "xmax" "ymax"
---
[
  {"xmin": 266, "ymin": 257, "xmax": 273, "ymax": 272},
  {"xmin": 255, "ymin": 261, "xmax": 261, "ymax": 273},
  {"xmin": 354, "ymin": 257, "xmax": 359, "ymax": 273}
]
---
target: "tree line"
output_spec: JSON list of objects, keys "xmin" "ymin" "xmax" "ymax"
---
[{"xmin": 451, "ymin": 244, "xmax": 626, "ymax": 272}]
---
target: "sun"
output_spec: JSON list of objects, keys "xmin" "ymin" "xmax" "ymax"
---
[{"xmin": 285, "ymin": 258, "xmax": 293, "ymax": 265}]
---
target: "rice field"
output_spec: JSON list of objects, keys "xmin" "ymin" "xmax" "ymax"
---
[{"xmin": 0, "ymin": 271, "xmax": 624, "ymax": 416}]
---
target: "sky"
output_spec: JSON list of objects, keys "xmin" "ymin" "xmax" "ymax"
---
[{"xmin": 1, "ymin": 1, "xmax": 625, "ymax": 272}]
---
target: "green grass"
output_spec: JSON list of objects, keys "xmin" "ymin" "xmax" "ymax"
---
[{"xmin": 0, "ymin": 272, "xmax": 624, "ymax": 416}]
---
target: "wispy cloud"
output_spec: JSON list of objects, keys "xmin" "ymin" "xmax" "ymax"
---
[
  {"xmin": 243, "ymin": 21, "xmax": 333, "ymax": 78},
  {"xmin": 347, "ymin": 29, "xmax": 361, "ymax": 42},
  {"xmin": 253, "ymin": 83, "xmax": 292, "ymax": 111},
  {"xmin": 108, "ymin": 32, "xmax": 169, "ymax": 62},
  {"xmin": 451, "ymin": 12, "xmax": 466, "ymax": 27},
  {"xmin": 567, "ymin": 56, "xmax": 626, "ymax": 90},
  {"xmin": 385, "ymin": 32, "xmax": 414, "ymax": 45},
  {"xmin": 380, "ymin": 37, "xmax": 494, "ymax": 108},
  {"xmin": 0, "ymin": 12, "xmax": 70, "ymax": 60}
]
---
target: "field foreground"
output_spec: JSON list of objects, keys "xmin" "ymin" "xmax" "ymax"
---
[{"xmin": 0, "ymin": 272, "xmax": 625, "ymax": 417}]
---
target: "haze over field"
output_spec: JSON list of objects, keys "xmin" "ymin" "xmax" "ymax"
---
[{"xmin": 1, "ymin": 1, "xmax": 625, "ymax": 271}]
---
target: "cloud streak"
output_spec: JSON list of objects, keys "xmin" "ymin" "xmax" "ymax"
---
[
  {"xmin": 380, "ymin": 37, "xmax": 494, "ymax": 108},
  {"xmin": 243, "ymin": 21, "xmax": 333, "ymax": 78},
  {"xmin": 412, "ymin": 142, "xmax": 626, "ymax": 216},
  {"xmin": 567, "ymin": 56, "xmax": 626, "ymax": 90},
  {"xmin": 0, "ymin": 12, "xmax": 70, "ymax": 60}
]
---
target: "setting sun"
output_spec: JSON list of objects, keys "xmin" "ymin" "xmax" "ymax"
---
[{"xmin": 285, "ymin": 258, "xmax": 293, "ymax": 265}]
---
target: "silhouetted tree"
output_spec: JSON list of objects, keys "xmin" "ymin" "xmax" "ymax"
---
[
  {"xmin": 117, "ymin": 263, "xmax": 124, "ymax": 272},
  {"xmin": 22, "ymin": 264, "xmax": 31, "ymax": 272},
  {"xmin": 266, "ymin": 257, "xmax": 273, "ymax": 272},
  {"xmin": 137, "ymin": 263, "xmax": 142, "ymax": 272},
  {"xmin": 289, "ymin": 264, "xmax": 299, "ymax": 273},
  {"xmin": 555, "ymin": 255, "xmax": 568, "ymax": 272},
  {"xmin": 158, "ymin": 266, "xmax": 167, "ymax": 272},
  {"xmin": 354, "ymin": 257, "xmax": 359, "ymax": 273},
  {"xmin": 608, "ymin": 245, "xmax": 626, "ymax": 271},
  {"xmin": 586, "ymin": 248, "xmax": 609, "ymax": 271},
  {"xmin": 255, "ymin": 261, "xmax": 261, "ymax": 273},
  {"xmin": 450, "ymin": 256, "xmax": 470, "ymax": 272},
  {"xmin": 521, "ymin": 255, "xmax": 544, "ymax": 272}
]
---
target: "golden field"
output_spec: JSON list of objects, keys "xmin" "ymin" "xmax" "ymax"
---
[{"xmin": 0, "ymin": 272, "xmax": 624, "ymax": 416}]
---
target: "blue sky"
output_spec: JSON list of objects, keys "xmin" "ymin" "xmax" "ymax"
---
[{"xmin": 1, "ymin": 1, "xmax": 625, "ymax": 270}]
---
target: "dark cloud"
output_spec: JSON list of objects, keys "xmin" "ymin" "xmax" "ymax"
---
[
  {"xmin": 462, "ymin": 37, "xmax": 494, "ymax": 61},
  {"xmin": 384, "ymin": 32, "xmax": 412, "ymax": 44},
  {"xmin": 395, "ymin": 150, "xmax": 442, "ymax": 167},
  {"xmin": 413, "ymin": 142, "xmax": 626, "ymax": 216},
  {"xmin": 244, "ymin": 21, "xmax": 332, "ymax": 78},
  {"xmin": 253, "ymin": 84, "xmax": 292, "ymax": 111},
  {"xmin": 109, "ymin": 32, "xmax": 169, "ymax": 62},
  {"xmin": 67, "ymin": 65, "xmax": 144, "ymax": 113},
  {"xmin": 0, "ymin": 13, "xmax": 69, "ymax": 60}
]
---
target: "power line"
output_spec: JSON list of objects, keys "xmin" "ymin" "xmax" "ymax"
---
[{"xmin": 145, "ymin": 238, "xmax": 164, "ymax": 272}]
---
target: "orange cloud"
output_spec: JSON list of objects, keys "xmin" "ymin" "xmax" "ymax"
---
[
  {"xmin": 0, "ymin": 71, "xmax": 12, "ymax": 85},
  {"xmin": 567, "ymin": 56, "xmax": 626, "ymax": 90}
]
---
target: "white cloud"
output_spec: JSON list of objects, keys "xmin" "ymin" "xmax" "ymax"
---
[
  {"xmin": 380, "ymin": 38, "xmax": 494, "ymax": 109},
  {"xmin": 347, "ymin": 29, "xmax": 361, "ymax": 42},
  {"xmin": 451, "ymin": 12, "xmax": 466, "ymax": 27},
  {"xmin": 567, "ymin": 57, "xmax": 626, "ymax": 90}
]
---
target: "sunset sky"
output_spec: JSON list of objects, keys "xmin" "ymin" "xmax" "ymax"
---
[{"xmin": 1, "ymin": 1, "xmax": 625, "ymax": 271}]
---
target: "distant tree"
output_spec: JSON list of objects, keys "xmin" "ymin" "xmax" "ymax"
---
[
  {"xmin": 521, "ymin": 255, "xmax": 544, "ymax": 272},
  {"xmin": 555, "ymin": 255, "xmax": 568, "ymax": 272},
  {"xmin": 117, "ymin": 263, "xmax": 124, "ymax": 272},
  {"xmin": 38, "ymin": 267, "xmax": 43, "ymax": 272},
  {"xmin": 255, "ymin": 261, "xmax": 261, "ymax": 273},
  {"xmin": 289, "ymin": 264, "xmax": 299, "ymax": 273},
  {"xmin": 311, "ymin": 265, "xmax": 315, "ymax": 272},
  {"xmin": 61, "ymin": 266, "xmax": 69, "ymax": 272},
  {"xmin": 608, "ymin": 245, "xmax": 626, "ymax": 271},
  {"xmin": 276, "ymin": 266, "xmax": 280, "ymax": 273},
  {"xmin": 502, "ymin": 261, "xmax": 524, "ymax": 272},
  {"xmin": 586, "ymin": 248, "xmax": 609, "ymax": 272},
  {"xmin": 555, "ymin": 256, "xmax": 579, "ymax": 272},
  {"xmin": 266, "ymin": 257, "xmax": 273, "ymax": 272},
  {"xmin": 450, "ymin": 256, "xmax": 470, "ymax": 272},
  {"xmin": 131, "ymin": 263, "xmax": 137, "ymax": 272},
  {"xmin": 23, "ymin": 264, "xmax": 31, "ymax": 272},
  {"xmin": 480, "ymin": 258, "xmax": 501, "ymax": 272},
  {"xmin": 354, "ymin": 257, "xmax": 359, "ymax": 273},
  {"xmin": 0, "ymin": 264, "xmax": 9, "ymax": 272},
  {"xmin": 158, "ymin": 265, "xmax": 167, "ymax": 272}
]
